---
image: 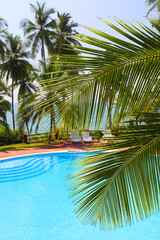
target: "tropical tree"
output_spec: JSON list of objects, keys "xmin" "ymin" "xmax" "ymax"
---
[
  {"xmin": 0, "ymin": 34, "xmax": 32, "ymax": 129},
  {"xmin": 0, "ymin": 18, "xmax": 7, "ymax": 58},
  {"xmin": 17, "ymin": 89, "xmax": 58, "ymax": 137},
  {"xmin": 17, "ymin": 92, "xmax": 38, "ymax": 135},
  {"xmin": 146, "ymin": 0, "xmax": 160, "ymax": 15},
  {"xmin": 36, "ymin": 17, "xmax": 160, "ymax": 230},
  {"xmin": 17, "ymin": 60, "xmax": 63, "ymax": 137},
  {"xmin": 51, "ymin": 12, "xmax": 80, "ymax": 55},
  {"xmin": 20, "ymin": 2, "xmax": 55, "ymax": 69},
  {"xmin": 17, "ymin": 66, "xmax": 38, "ymax": 101},
  {"xmin": 16, "ymin": 67, "xmax": 38, "ymax": 134},
  {"xmin": 0, "ymin": 79, "xmax": 10, "ymax": 129}
]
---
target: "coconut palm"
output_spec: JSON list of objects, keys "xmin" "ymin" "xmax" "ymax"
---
[
  {"xmin": 20, "ymin": 2, "xmax": 55, "ymax": 69},
  {"xmin": 146, "ymin": 0, "xmax": 160, "ymax": 15},
  {"xmin": 0, "ymin": 79, "xmax": 10, "ymax": 129},
  {"xmin": 51, "ymin": 12, "xmax": 80, "ymax": 55},
  {"xmin": 37, "ymin": 17, "xmax": 160, "ymax": 229},
  {"xmin": 0, "ymin": 34, "xmax": 32, "ymax": 129},
  {"xmin": 17, "ymin": 92, "xmax": 38, "ymax": 135},
  {"xmin": 16, "ymin": 67, "xmax": 38, "ymax": 134},
  {"xmin": 17, "ymin": 61, "xmax": 63, "ymax": 137},
  {"xmin": 0, "ymin": 18, "xmax": 7, "ymax": 58},
  {"xmin": 17, "ymin": 90, "xmax": 58, "ymax": 137},
  {"xmin": 17, "ymin": 66, "xmax": 38, "ymax": 101}
]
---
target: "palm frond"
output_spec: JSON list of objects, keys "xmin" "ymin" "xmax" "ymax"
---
[
  {"xmin": 39, "ymin": 17, "xmax": 160, "ymax": 130},
  {"xmin": 68, "ymin": 113, "xmax": 160, "ymax": 229},
  {"xmin": 35, "ymin": 18, "xmax": 160, "ymax": 229}
]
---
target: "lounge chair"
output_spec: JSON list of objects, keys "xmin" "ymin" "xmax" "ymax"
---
[
  {"xmin": 82, "ymin": 131, "xmax": 93, "ymax": 143},
  {"xmin": 71, "ymin": 130, "xmax": 81, "ymax": 143},
  {"xmin": 103, "ymin": 129, "xmax": 112, "ymax": 138}
]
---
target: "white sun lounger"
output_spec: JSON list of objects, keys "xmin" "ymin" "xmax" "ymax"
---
[
  {"xmin": 103, "ymin": 129, "xmax": 112, "ymax": 138},
  {"xmin": 82, "ymin": 131, "xmax": 93, "ymax": 143},
  {"xmin": 71, "ymin": 130, "xmax": 81, "ymax": 143}
]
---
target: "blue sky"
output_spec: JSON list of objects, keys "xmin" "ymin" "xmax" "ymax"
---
[
  {"xmin": 0, "ymin": 0, "xmax": 156, "ymax": 103},
  {"xmin": 0, "ymin": 0, "xmax": 154, "ymax": 38}
]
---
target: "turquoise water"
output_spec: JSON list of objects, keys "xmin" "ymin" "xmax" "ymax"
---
[
  {"xmin": 0, "ymin": 152, "xmax": 159, "ymax": 240},
  {"xmin": 6, "ymin": 103, "xmax": 45, "ymax": 133},
  {"xmin": 7, "ymin": 103, "xmax": 110, "ymax": 131}
]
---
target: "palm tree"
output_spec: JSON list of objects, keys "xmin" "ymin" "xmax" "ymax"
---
[
  {"xmin": 37, "ymin": 17, "xmax": 160, "ymax": 229},
  {"xmin": 17, "ymin": 90, "xmax": 58, "ymax": 137},
  {"xmin": 17, "ymin": 61, "xmax": 63, "ymax": 138},
  {"xmin": 20, "ymin": 2, "xmax": 55, "ymax": 69},
  {"xmin": 17, "ymin": 66, "xmax": 38, "ymax": 101},
  {"xmin": 17, "ymin": 92, "xmax": 38, "ymax": 135},
  {"xmin": 0, "ymin": 18, "xmax": 7, "ymax": 58},
  {"xmin": 0, "ymin": 79, "xmax": 10, "ymax": 129},
  {"xmin": 51, "ymin": 12, "xmax": 80, "ymax": 55},
  {"xmin": 16, "ymin": 67, "xmax": 38, "ymax": 134},
  {"xmin": 0, "ymin": 34, "xmax": 32, "ymax": 130},
  {"xmin": 146, "ymin": 0, "xmax": 160, "ymax": 15}
]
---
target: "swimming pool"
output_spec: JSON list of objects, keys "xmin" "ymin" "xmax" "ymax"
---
[{"xmin": 0, "ymin": 152, "xmax": 159, "ymax": 240}]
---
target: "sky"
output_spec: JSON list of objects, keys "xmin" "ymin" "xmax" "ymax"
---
[
  {"xmin": 0, "ymin": 0, "xmax": 156, "ymax": 102},
  {"xmin": 0, "ymin": 0, "xmax": 153, "ymax": 38}
]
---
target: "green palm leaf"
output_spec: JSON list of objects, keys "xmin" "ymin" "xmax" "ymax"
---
[
  {"xmin": 37, "ymin": 17, "xmax": 160, "ymax": 229},
  {"xmin": 68, "ymin": 114, "xmax": 160, "ymax": 229},
  {"xmin": 38, "ymin": 18, "xmax": 160, "ymax": 131},
  {"xmin": 0, "ymin": 80, "xmax": 10, "ymax": 130},
  {"xmin": 145, "ymin": 0, "xmax": 160, "ymax": 15},
  {"xmin": 20, "ymin": 2, "xmax": 55, "ymax": 67},
  {"xmin": 0, "ymin": 34, "xmax": 32, "ymax": 129}
]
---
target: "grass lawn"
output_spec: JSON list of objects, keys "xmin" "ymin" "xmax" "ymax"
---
[{"xmin": 0, "ymin": 141, "xmax": 60, "ymax": 151}]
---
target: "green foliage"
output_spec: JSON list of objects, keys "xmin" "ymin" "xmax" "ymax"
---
[
  {"xmin": 0, "ymin": 18, "xmax": 7, "ymax": 58},
  {"xmin": 38, "ymin": 17, "xmax": 160, "ymax": 230},
  {"xmin": 0, "ymin": 128, "xmax": 24, "ymax": 146},
  {"xmin": 38, "ymin": 17, "xmax": 160, "ymax": 131},
  {"xmin": 58, "ymin": 131, "xmax": 68, "ymax": 140},
  {"xmin": 68, "ymin": 113, "xmax": 160, "ymax": 229},
  {"xmin": 52, "ymin": 12, "xmax": 80, "ymax": 55},
  {"xmin": 20, "ymin": 2, "xmax": 55, "ymax": 65},
  {"xmin": 0, "ymin": 34, "xmax": 32, "ymax": 129},
  {"xmin": 0, "ymin": 2, "xmax": 160, "ymax": 232},
  {"xmin": 145, "ymin": 0, "xmax": 160, "ymax": 15},
  {"xmin": 0, "ymin": 79, "xmax": 11, "ymax": 129},
  {"xmin": 28, "ymin": 133, "xmax": 51, "ymax": 143},
  {"xmin": 89, "ymin": 130, "xmax": 104, "ymax": 139}
]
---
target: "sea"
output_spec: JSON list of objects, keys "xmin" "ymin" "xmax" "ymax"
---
[
  {"xmin": 6, "ymin": 103, "xmax": 50, "ymax": 133},
  {"xmin": 6, "ymin": 103, "xmax": 108, "ymax": 133}
]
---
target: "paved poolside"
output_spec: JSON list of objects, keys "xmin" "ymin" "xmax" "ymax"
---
[{"xmin": 0, "ymin": 140, "xmax": 92, "ymax": 159}]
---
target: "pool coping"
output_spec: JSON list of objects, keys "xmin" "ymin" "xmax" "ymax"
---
[
  {"xmin": 0, "ymin": 150, "xmax": 86, "ymax": 161},
  {"xmin": 0, "ymin": 149, "xmax": 118, "ymax": 161}
]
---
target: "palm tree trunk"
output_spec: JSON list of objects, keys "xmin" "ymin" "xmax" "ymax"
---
[
  {"xmin": 53, "ymin": 116, "xmax": 56, "ymax": 131},
  {"xmin": 41, "ymin": 37, "xmax": 46, "ymax": 71},
  {"xmin": 26, "ymin": 122, "xmax": 30, "ymax": 136},
  {"xmin": 136, "ymin": 116, "xmax": 139, "ymax": 126},
  {"xmin": 108, "ymin": 90, "xmax": 112, "ymax": 129},
  {"xmin": 48, "ymin": 113, "xmax": 53, "ymax": 144},
  {"xmin": 11, "ymin": 79, "xmax": 15, "ymax": 130}
]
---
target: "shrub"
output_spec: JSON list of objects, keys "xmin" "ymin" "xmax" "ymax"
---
[
  {"xmin": 89, "ymin": 130, "xmax": 104, "ymax": 139},
  {"xmin": 58, "ymin": 130, "xmax": 68, "ymax": 140},
  {"xmin": 0, "ymin": 128, "xmax": 24, "ymax": 146}
]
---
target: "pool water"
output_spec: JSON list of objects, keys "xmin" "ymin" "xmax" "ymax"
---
[{"xmin": 0, "ymin": 152, "xmax": 159, "ymax": 240}]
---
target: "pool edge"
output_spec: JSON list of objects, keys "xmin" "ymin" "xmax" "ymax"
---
[{"xmin": 0, "ymin": 150, "xmax": 85, "ymax": 161}]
